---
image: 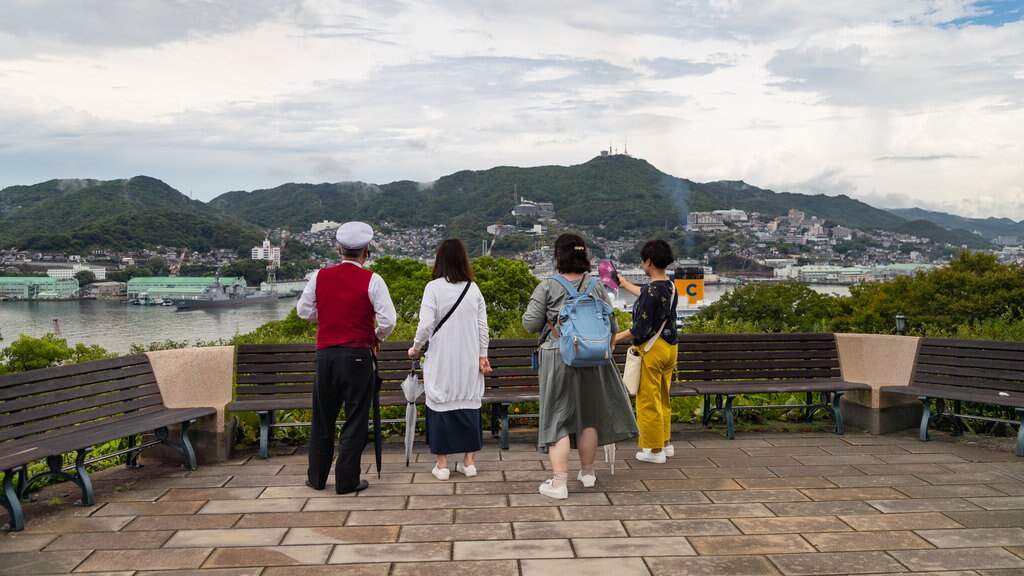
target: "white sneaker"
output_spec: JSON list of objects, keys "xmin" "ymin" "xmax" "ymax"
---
[
  {"xmin": 577, "ymin": 470, "xmax": 596, "ymax": 488},
  {"xmin": 539, "ymin": 479, "xmax": 568, "ymax": 499},
  {"xmin": 456, "ymin": 462, "xmax": 478, "ymax": 477},
  {"xmin": 635, "ymin": 450, "xmax": 667, "ymax": 464},
  {"xmin": 664, "ymin": 444, "xmax": 675, "ymax": 458},
  {"xmin": 431, "ymin": 465, "xmax": 450, "ymax": 480}
]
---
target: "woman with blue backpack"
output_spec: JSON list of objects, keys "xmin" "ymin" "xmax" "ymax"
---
[{"xmin": 522, "ymin": 233, "xmax": 638, "ymax": 500}]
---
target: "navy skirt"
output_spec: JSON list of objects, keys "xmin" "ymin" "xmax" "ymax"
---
[{"xmin": 425, "ymin": 407, "xmax": 484, "ymax": 455}]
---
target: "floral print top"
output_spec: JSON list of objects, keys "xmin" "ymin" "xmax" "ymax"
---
[{"xmin": 629, "ymin": 280, "xmax": 678, "ymax": 345}]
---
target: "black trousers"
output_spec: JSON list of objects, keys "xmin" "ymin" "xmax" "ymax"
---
[{"xmin": 307, "ymin": 346, "xmax": 374, "ymax": 492}]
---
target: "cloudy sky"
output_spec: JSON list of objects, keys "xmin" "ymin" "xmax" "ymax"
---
[{"xmin": 2, "ymin": 0, "xmax": 1022, "ymax": 219}]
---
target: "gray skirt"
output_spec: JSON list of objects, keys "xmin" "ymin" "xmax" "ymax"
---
[{"xmin": 536, "ymin": 347, "xmax": 639, "ymax": 449}]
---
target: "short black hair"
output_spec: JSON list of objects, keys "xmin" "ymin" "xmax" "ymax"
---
[
  {"xmin": 554, "ymin": 233, "xmax": 591, "ymax": 274},
  {"xmin": 341, "ymin": 246, "xmax": 365, "ymax": 259},
  {"xmin": 640, "ymin": 239, "xmax": 674, "ymax": 269}
]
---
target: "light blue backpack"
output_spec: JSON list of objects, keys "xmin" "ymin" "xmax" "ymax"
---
[{"xmin": 549, "ymin": 275, "xmax": 614, "ymax": 367}]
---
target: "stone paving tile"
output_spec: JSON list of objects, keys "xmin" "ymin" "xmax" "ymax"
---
[
  {"xmin": 768, "ymin": 551, "xmax": 907, "ymax": 575},
  {"xmin": 840, "ymin": 512, "xmax": 963, "ymax": 531},
  {"xmin": 709, "ymin": 456, "xmax": 802, "ymax": 467},
  {"xmin": 399, "ymin": 522, "xmax": 511, "ymax": 542},
  {"xmin": 159, "ymin": 488, "xmax": 265, "ymax": 501},
  {"xmin": 606, "ymin": 491, "xmax": 711, "ymax": 505},
  {"xmin": 966, "ymin": 496, "xmax": 1024, "ymax": 510},
  {"xmin": 346, "ymin": 509, "xmax": 454, "ymax": 525},
  {"xmin": 742, "ymin": 446, "xmax": 833, "ymax": 457},
  {"xmin": 944, "ymin": 510, "xmax": 1024, "ymax": 528},
  {"xmin": 453, "ymin": 481, "xmax": 550, "ymax": 495},
  {"xmin": 391, "ymin": 559, "xmax": 518, "ymax": 576},
  {"xmin": 896, "ymin": 484, "xmax": 1008, "ymax": 498},
  {"xmin": 573, "ymin": 536, "xmax": 696, "ymax": 557},
  {"xmin": 521, "ymin": 558, "xmax": 651, "ymax": 576},
  {"xmin": 663, "ymin": 503, "xmax": 774, "ymax": 519},
  {"xmin": 826, "ymin": 474, "xmax": 926, "ymax": 487},
  {"xmin": 770, "ymin": 465, "xmax": 866, "ymax": 477},
  {"xmin": 256, "ymin": 486, "xmax": 368, "ymax": 499},
  {"xmin": 807, "ymin": 530, "xmax": 932, "ymax": 551},
  {"xmin": 681, "ymin": 466, "xmax": 777, "ymax": 478},
  {"xmin": 78, "ymin": 548, "xmax": 213, "ymax": 572},
  {"xmin": 988, "ymin": 483, "xmax": 1024, "ymax": 496},
  {"xmin": 131, "ymin": 476, "xmax": 233, "ymax": 489},
  {"xmin": 767, "ymin": 500, "xmax": 881, "ymax": 516},
  {"xmin": 357, "ymin": 483, "xmax": 454, "ymax": 496},
  {"xmin": 642, "ymin": 478, "xmax": 743, "ymax": 491},
  {"xmin": 690, "ymin": 439, "xmax": 774, "ymax": 448},
  {"xmin": 0, "ymin": 533, "xmax": 57, "ymax": 552},
  {"xmin": 867, "ymin": 498, "xmax": 983, "ymax": 513},
  {"xmin": 688, "ymin": 534, "xmax": 815, "ymax": 555},
  {"xmin": 136, "ymin": 569, "xmax": 263, "ymax": 576},
  {"xmin": 891, "ymin": 548, "xmax": 1024, "ymax": 571},
  {"xmin": 453, "ymin": 460, "xmax": 544, "ymax": 471},
  {"xmin": 623, "ymin": 519, "xmax": 738, "ymax": 537},
  {"xmin": 735, "ymin": 477, "xmax": 836, "ymax": 490},
  {"xmin": 915, "ymin": 472, "xmax": 1017, "ymax": 485},
  {"xmin": 407, "ymin": 495, "xmax": 507, "ymax": 509},
  {"xmin": 105, "ymin": 488, "xmax": 170, "ymax": 502},
  {"xmin": 331, "ymin": 537, "xmax": 452, "ymax": 561},
  {"xmin": 203, "ymin": 545, "xmax": 333, "ymax": 568},
  {"xmin": 800, "ymin": 487, "xmax": 909, "ymax": 501},
  {"xmin": 225, "ymin": 475, "xmax": 307, "ymax": 487},
  {"xmin": 646, "ymin": 555, "xmax": 780, "ymax": 576},
  {"xmin": 45, "ymin": 530, "xmax": 173, "ymax": 550},
  {"xmin": 233, "ymin": 511, "xmax": 348, "ymax": 528},
  {"xmin": 0, "ymin": 550, "xmax": 91, "ymax": 575},
  {"xmin": 198, "ymin": 498, "xmax": 307, "ymax": 514},
  {"xmin": 513, "ymin": 520, "xmax": 626, "ymax": 539},
  {"xmin": 875, "ymin": 453, "xmax": 969, "ymax": 464},
  {"xmin": 508, "ymin": 493, "xmax": 610, "ymax": 507},
  {"xmin": 453, "ymin": 538, "xmax": 572, "ymax": 560},
  {"xmin": 455, "ymin": 507, "xmax": 561, "ymax": 523},
  {"xmin": 23, "ymin": 516, "xmax": 135, "ymax": 533},
  {"xmin": 706, "ymin": 489, "xmax": 810, "ymax": 503},
  {"xmin": 283, "ymin": 526, "xmax": 401, "ymax": 544},
  {"xmin": 560, "ymin": 504, "xmax": 668, "ymax": 521},
  {"xmin": 792, "ymin": 455, "xmax": 888, "ymax": 466},
  {"xmin": 820, "ymin": 444, "xmax": 912, "ymax": 455},
  {"xmin": 122, "ymin": 513, "xmax": 242, "ymax": 531},
  {"xmin": 93, "ymin": 501, "xmax": 206, "ymax": 516},
  {"xmin": 917, "ymin": 527, "xmax": 1024, "ymax": 548},
  {"xmin": 301, "ymin": 496, "xmax": 408, "ymax": 511},
  {"xmin": 164, "ymin": 527, "xmax": 288, "ymax": 548},
  {"xmin": 412, "ymin": 471, "xmax": 503, "ymax": 483},
  {"xmin": 854, "ymin": 464, "xmax": 952, "ymax": 475},
  {"xmin": 732, "ymin": 516, "xmax": 851, "ymax": 535},
  {"xmin": 190, "ymin": 464, "xmax": 282, "ymax": 476}
]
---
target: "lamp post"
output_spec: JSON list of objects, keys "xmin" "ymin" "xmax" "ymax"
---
[{"xmin": 895, "ymin": 311, "xmax": 907, "ymax": 336}]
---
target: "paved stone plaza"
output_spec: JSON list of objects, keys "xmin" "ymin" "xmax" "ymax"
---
[{"xmin": 3, "ymin": 428, "xmax": 1024, "ymax": 575}]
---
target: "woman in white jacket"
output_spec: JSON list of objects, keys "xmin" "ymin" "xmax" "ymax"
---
[{"xmin": 408, "ymin": 239, "xmax": 492, "ymax": 480}]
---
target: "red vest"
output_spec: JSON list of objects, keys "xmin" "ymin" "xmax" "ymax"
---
[{"xmin": 314, "ymin": 263, "xmax": 375, "ymax": 349}]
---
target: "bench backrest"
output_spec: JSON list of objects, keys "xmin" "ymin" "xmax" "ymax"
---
[
  {"xmin": 0, "ymin": 354, "xmax": 165, "ymax": 444},
  {"xmin": 676, "ymin": 332, "xmax": 843, "ymax": 383},
  {"xmin": 912, "ymin": 337, "xmax": 1024, "ymax": 394}
]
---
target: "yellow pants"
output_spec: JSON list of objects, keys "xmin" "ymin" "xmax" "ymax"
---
[{"xmin": 635, "ymin": 338, "xmax": 677, "ymax": 449}]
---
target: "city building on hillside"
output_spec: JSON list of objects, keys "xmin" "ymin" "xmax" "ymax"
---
[
  {"xmin": 796, "ymin": 265, "xmax": 874, "ymax": 284},
  {"xmin": 252, "ymin": 239, "xmax": 281, "ymax": 266},
  {"xmin": 513, "ymin": 198, "xmax": 555, "ymax": 220},
  {"xmin": 687, "ymin": 211, "xmax": 727, "ymax": 232},
  {"xmin": 712, "ymin": 208, "xmax": 748, "ymax": 222},
  {"xmin": 995, "ymin": 235, "xmax": 1019, "ymax": 246},
  {"xmin": 310, "ymin": 220, "xmax": 342, "ymax": 233},
  {"xmin": 877, "ymin": 263, "xmax": 936, "ymax": 280},
  {"xmin": 0, "ymin": 277, "xmax": 79, "ymax": 300},
  {"xmin": 126, "ymin": 277, "xmax": 247, "ymax": 300},
  {"xmin": 832, "ymin": 226, "xmax": 853, "ymax": 241},
  {"xmin": 47, "ymin": 263, "xmax": 107, "ymax": 281},
  {"xmin": 788, "ymin": 209, "xmax": 806, "ymax": 223},
  {"xmin": 486, "ymin": 224, "xmax": 517, "ymax": 236}
]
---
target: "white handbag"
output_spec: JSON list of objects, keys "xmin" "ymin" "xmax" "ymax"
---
[{"xmin": 622, "ymin": 284, "xmax": 674, "ymax": 396}]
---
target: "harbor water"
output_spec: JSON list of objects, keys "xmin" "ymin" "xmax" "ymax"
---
[{"xmin": 0, "ymin": 284, "xmax": 850, "ymax": 354}]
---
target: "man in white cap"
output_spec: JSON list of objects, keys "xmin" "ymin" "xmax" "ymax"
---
[{"xmin": 297, "ymin": 221, "xmax": 397, "ymax": 494}]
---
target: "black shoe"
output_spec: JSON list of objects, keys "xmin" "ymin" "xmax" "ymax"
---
[
  {"xmin": 336, "ymin": 479, "xmax": 369, "ymax": 494},
  {"xmin": 305, "ymin": 479, "xmax": 325, "ymax": 491}
]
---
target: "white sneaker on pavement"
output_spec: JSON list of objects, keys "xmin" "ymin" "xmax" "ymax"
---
[
  {"xmin": 635, "ymin": 450, "xmax": 667, "ymax": 464},
  {"xmin": 664, "ymin": 444, "xmax": 675, "ymax": 458},
  {"xmin": 539, "ymin": 479, "xmax": 568, "ymax": 499},
  {"xmin": 577, "ymin": 470, "xmax": 596, "ymax": 488},
  {"xmin": 456, "ymin": 461, "xmax": 477, "ymax": 477},
  {"xmin": 431, "ymin": 465, "xmax": 450, "ymax": 480}
]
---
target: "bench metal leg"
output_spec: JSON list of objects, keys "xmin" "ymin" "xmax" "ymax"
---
[
  {"xmin": 724, "ymin": 395, "xmax": 736, "ymax": 440},
  {"xmin": 499, "ymin": 403, "xmax": 511, "ymax": 450},
  {"xmin": 1, "ymin": 468, "xmax": 24, "ymax": 532},
  {"xmin": 153, "ymin": 420, "xmax": 199, "ymax": 471},
  {"xmin": 490, "ymin": 404, "xmax": 501, "ymax": 438},
  {"xmin": 918, "ymin": 396, "xmax": 932, "ymax": 442},
  {"xmin": 805, "ymin": 392, "xmax": 814, "ymax": 424},
  {"xmin": 701, "ymin": 395, "xmax": 712, "ymax": 426},
  {"xmin": 1017, "ymin": 409, "xmax": 1024, "ymax": 458},
  {"xmin": 831, "ymin": 392, "xmax": 845, "ymax": 435},
  {"xmin": 951, "ymin": 400, "xmax": 966, "ymax": 436},
  {"xmin": 258, "ymin": 411, "xmax": 272, "ymax": 459},
  {"xmin": 126, "ymin": 434, "xmax": 143, "ymax": 468}
]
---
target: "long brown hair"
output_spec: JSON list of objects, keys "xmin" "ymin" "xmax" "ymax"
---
[
  {"xmin": 554, "ymin": 233, "xmax": 591, "ymax": 274},
  {"xmin": 432, "ymin": 239, "xmax": 474, "ymax": 283}
]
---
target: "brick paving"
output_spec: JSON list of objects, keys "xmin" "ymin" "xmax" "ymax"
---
[{"xmin": 4, "ymin": 428, "xmax": 1024, "ymax": 575}]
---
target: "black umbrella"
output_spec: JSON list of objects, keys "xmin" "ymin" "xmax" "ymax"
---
[{"xmin": 371, "ymin": 353, "xmax": 383, "ymax": 479}]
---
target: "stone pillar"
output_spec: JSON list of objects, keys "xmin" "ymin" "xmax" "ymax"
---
[
  {"xmin": 835, "ymin": 333, "xmax": 922, "ymax": 435},
  {"xmin": 145, "ymin": 346, "xmax": 236, "ymax": 463}
]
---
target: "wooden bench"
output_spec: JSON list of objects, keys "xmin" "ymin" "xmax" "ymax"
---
[
  {"xmin": 676, "ymin": 332, "xmax": 870, "ymax": 439},
  {"xmin": 0, "ymin": 354, "xmax": 216, "ymax": 531},
  {"xmin": 881, "ymin": 337, "xmax": 1024, "ymax": 456}
]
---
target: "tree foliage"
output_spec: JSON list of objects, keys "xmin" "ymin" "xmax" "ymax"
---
[
  {"xmin": 368, "ymin": 257, "xmax": 433, "ymax": 323},
  {"xmin": 691, "ymin": 281, "xmax": 840, "ymax": 332},
  {"xmin": 0, "ymin": 334, "xmax": 115, "ymax": 374}
]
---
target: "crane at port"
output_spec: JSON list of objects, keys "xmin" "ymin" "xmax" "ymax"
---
[{"xmin": 169, "ymin": 247, "xmax": 188, "ymax": 277}]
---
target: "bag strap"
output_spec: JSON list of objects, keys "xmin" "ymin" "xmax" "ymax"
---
[
  {"xmin": 544, "ymin": 275, "xmax": 589, "ymax": 340},
  {"xmin": 434, "ymin": 281, "xmax": 472, "ymax": 335},
  {"xmin": 550, "ymin": 274, "xmax": 580, "ymax": 297},
  {"xmin": 642, "ymin": 282, "xmax": 676, "ymax": 353}
]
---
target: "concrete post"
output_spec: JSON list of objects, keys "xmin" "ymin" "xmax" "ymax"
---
[{"xmin": 835, "ymin": 333, "xmax": 922, "ymax": 435}]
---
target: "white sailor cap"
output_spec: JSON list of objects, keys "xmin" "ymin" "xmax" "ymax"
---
[{"xmin": 335, "ymin": 221, "xmax": 374, "ymax": 250}]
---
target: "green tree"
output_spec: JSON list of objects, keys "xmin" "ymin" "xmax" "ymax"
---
[
  {"xmin": 74, "ymin": 270, "xmax": 96, "ymax": 285},
  {"xmin": 692, "ymin": 281, "xmax": 839, "ymax": 332},
  {"xmin": 368, "ymin": 257, "xmax": 432, "ymax": 323},
  {"xmin": 472, "ymin": 256, "xmax": 539, "ymax": 336},
  {"xmin": 147, "ymin": 256, "xmax": 169, "ymax": 276},
  {"xmin": 0, "ymin": 334, "xmax": 115, "ymax": 373},
  {"xmin": 221, "ymin": 259, "xmax": 270, "ymax": 287}
]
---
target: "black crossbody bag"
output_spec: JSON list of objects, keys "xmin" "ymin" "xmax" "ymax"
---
[{"xmin": 422, "ymin": 281, "xmax": 472, "ymax": 352}]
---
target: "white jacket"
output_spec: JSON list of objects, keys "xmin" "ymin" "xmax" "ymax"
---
[{"xmin": 413, "ymin": 279, "xmax": 489, "ymax": 411}]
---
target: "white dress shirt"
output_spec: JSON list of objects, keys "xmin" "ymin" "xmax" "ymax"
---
[{"xmin": 296, "ymin": 260, "xmax": 397, "ymax": 342}]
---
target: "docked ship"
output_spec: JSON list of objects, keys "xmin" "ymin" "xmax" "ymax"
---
[{"xmin": 175, "ymin": 278, "xmax": 278, "ymax": 311}]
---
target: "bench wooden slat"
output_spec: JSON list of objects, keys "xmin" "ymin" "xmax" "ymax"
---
[
  {"xmin": 0, "ymin": 373, "xmax": 158, "ymax": 415},
  {"xmin": 681, "ymin": 368, "xmax": 842, "ymax": 381},
  {"xmin": 0, "ymin": 355, "xmax": 149, "ymax": 389},
  {"xmin": 0, "ymin": 394, "xmax": 165, "ymax": 442},
  {"xmin": 690, "ymin": 379, "xmax": 868, "ymax": 395},
  {"xmin": 0, "ymin": 362, "xmax": 154, "ymax": 402},
  {"xmin": 912, "ymin": 372, "xmax": 1024, "ymax": 393},
  {"xmin": 679, "ymin": 359, "xmax": 840, "ymax": 371}
]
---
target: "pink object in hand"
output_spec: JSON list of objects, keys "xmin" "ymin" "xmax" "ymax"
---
[{"xmin": 598, "ymin": 261, "xmax": 619, "ymax": 291}]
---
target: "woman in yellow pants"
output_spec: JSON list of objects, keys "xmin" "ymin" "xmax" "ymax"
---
[{"xmin": 613, "ymin": 240, "xmax": 678, "ymax": 463}]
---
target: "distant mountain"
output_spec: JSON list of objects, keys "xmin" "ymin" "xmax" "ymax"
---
[
  {"xmin": 887, "ymin": 207, "xmax": 1024, "ymax": 241},
  {"xmin": 0, "ymin": 177, "xmax": 264, "ymax": 252}
]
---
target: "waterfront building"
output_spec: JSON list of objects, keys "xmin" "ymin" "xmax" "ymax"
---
[
  {"xmin": 47, "ymin": 263, "xmax": 108, "ymax": 281},
  {"xmin": 686, "ymin": 211, "xmax": 728, "ymax": 232},
  {"xmin": 252, "ymin": 239, "xmax": 281, "ymax": 267},
  {"xmin": 796, "ymin": 265, "xmax": 874, "ymax": 284},
  {"xmin": 0, "ymin": 276, "xmax": 79, "ymax": 300},
  {"xmin": 126, "ymin": 276, "xmax": 246, "ymax": 300},
  {"xmin": 712, "ymin": 208, "xmax": 749, "ymax": 222}
]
